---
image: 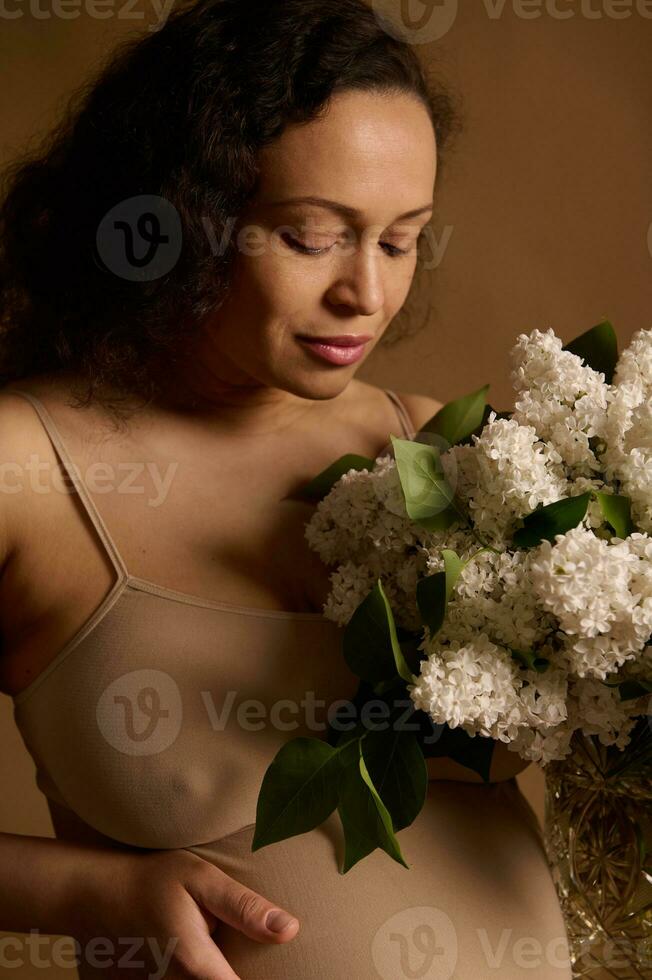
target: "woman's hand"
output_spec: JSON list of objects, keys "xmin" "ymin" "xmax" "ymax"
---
[
  {"xmin": 70, "ymin": 845, "xmax": 299, "ymax": 980},
  {"xmin": 426, "ymin": 739, "xmax": 532, "ymax": 783}
]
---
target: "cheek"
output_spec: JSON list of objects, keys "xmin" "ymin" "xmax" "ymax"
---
[
  {"xmin": 236, "ymin": 236, "xmax": 318, "ymax": 303},
  {"xmin": 388, "ymin": 259, "xmax": 419, "ymax": 308},
  {"xmin": 226, "ymin": 250, "xmax": 287, "ymax": 320}
]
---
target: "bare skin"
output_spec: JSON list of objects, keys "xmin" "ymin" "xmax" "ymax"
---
[{"xmin": 0, "ymin": 374, "xmax": 425, "ymax": 699}]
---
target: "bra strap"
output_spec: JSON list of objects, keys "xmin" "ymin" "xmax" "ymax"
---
[
  {"xmin": 383, "ymin": 388, "xmax": 416, "ymax": 440},
  {"xmin": 10, "ymin": 389, "xmax": 130, "ymax": 583}
]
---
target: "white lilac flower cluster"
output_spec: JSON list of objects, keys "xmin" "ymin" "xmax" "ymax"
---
[{"xmin": 305, "ymin": 327, "xmax": 652, "ymax": 764}]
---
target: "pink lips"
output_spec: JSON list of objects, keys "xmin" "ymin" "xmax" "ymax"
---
[{"xmin": 296, "ymin": 334, "xmax": 372, "ymax": 366}]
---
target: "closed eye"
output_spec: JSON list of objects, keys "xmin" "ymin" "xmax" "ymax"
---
[{"xmin": 282, "ymin": 233, "xmax": 412, "ymax": 259}]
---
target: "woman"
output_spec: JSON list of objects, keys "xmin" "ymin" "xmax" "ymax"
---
[{"xmin": 0, "ymin": 1, "xmax": 571, "ymax": 977}]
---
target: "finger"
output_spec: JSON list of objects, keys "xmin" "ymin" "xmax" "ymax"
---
[
  {"xmin": 173, "ymin": 940, "xmax": 242, "ymax": 980},
  {"xmin": 185, "ymin": 865, "xmax": 300, "ymax": 945},
  {"xmin": 172, "ymin": 912, "xmax": 243, "ymax": 980}
]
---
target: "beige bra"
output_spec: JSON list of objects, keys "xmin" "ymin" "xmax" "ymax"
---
[{"xmin": 9, "ymin": 387, "xmax": 416, "ymax": 850}]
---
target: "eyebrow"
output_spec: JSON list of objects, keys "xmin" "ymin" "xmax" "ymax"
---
[{"xmin": 265, "ymin": 196, "xmax": 434, "ymax": 221}]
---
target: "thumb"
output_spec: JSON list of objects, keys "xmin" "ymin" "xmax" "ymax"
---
[{"xmin": 186, "ymin": 863, "xmax": 300, "ymax": 945}]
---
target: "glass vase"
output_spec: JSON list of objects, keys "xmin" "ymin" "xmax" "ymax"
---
[{"xmin": 543, "ymin": 717, "xmax": 652, "ymax": 978}]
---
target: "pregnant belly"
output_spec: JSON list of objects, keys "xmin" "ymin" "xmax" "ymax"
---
[{"xmin": 187, "ymin": 779, "xmax": 572, "ymax": 980}]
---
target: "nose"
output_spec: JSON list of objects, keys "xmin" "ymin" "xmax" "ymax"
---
[{"xmin": 325, "ymin": 241, "xmax": 384, "ymax": 316}]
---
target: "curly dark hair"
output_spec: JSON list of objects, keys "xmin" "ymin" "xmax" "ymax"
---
[{"xmin": 0, "ymin": 0, "xmax": 464, "ymax": 421}]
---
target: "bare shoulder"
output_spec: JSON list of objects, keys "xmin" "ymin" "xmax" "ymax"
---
[
  {"xmin": 346, "ymin": 380, "xmax": 444, "ymax": 438},
  {"xmin": 394, "ymin": 391, "xmax": 444, "ymax": 431},
  {"xmin": 0, "ymin": 384, "xmax": 48, "ymax": 567},
  {"xmin": 0, "ymin": 376, "xmax": 67, "ymax": 444},
  {"xmin": 0, "ymin": 376, "xmax": 78, "ymax": 546},
  {"xmin": 0, "ymin": 381, "xmax": 50, "ymax": 454}
]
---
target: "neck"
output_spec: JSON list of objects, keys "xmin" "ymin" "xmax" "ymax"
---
[{"xmin": 147, "ymin": 349, "xmax": 322, "ymax": 438}]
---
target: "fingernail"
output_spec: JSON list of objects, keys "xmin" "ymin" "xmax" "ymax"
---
[{"xmin": 265, "ymin": 909, "xmax": 297, "ymax": 933}]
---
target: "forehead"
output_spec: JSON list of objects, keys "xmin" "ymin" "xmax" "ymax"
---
[{"xmin": 254, "ymin": 90, "xmax": 437, "ymax": 220}]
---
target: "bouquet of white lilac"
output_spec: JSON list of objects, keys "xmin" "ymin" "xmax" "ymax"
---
[
  {"xmin": 253, "ymin": 321, "xmax": 651, "ymax": 888},
  {"xmin": 306, "ymin": 321, "xmax": 652, "ymax": 766}
]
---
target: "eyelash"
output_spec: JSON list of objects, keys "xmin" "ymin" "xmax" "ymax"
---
[{"xmin": 283, "ymin": 234, "xmax": 413, "ymax": 259}]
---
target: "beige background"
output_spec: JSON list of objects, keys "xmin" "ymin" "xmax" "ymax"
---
[{"xmin": 1, "ymin": 1, "xmax": 651, "ymax": 975}]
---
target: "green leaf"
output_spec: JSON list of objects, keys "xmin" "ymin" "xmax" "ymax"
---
[
  {"xmin": 509, "ymin": 648, "xmax": 550, "ymax": 673},
  {"xmin": 337, "ymin": 739, "xmax": 409, "ymax": 873},
  {"xmin": 416, "ymin": 572, "xmax": 446, "ymax": 635},
  {"xmin": 416, "ymin": 549, "xmax": 464, "ymax": 636},
  {"xmin": 343, "ymin": 579, "xmax": 415, "ymax": 685},
  {"xmin": 418, "ymin": 720, "xmax": 496, "ymax": 783},
  {"xmin": 295, "ymin": 453, "xmax": 376, "ymax": 503},
  {"xmin": 326, "ymin": 678, "xmax": 374, "ymax": 748},
  {"xmin": 377, "ymin": 580, "xmax": 418, "ymax": 685},
  {"xmin": 563, "ymin": 319, "xmax": 618, "ymax": 384},
  {"xmin": 617, "ymin": 678, "xmax": 652, "ymax": 701},
  {"xmin": 419, "ymin": 384, "xmax": 490, "ymax": 447},
  {"xmin": 512, "ymin": 492, "xmax": 592, "ymax": 549},
  {"xmin": 252, "ymin": 737, "xmax": 341, "ymax": 850},
  {"xmin": 456, "ymin": 402, "xmax": 512, "ymax": 446},
  {"xmin": 394, "ymin": 628, "xmax": 427, "ymax": 676},
  {"xmin": 594, "ymin": 491, "xmax": 634, "ymax": 539},
  {"xmin": 441, "ymin": 549, "xmax": 464, "ymax": 600},
  {"xmin": 392, "ymin": 436, "xmax": 459, "ymax": 532},
  {"xmin": 361, "ymin": 726, "xmax": 428, "ymax": 833}
]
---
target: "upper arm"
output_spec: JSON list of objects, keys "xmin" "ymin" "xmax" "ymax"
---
[
  {"xmin": 395, "ymin": 392, "xmax": 443, "ymax": 435},
  {"xmin": 0, "ymin": 397, "xmax": 17, "ymax": 576},
  {"xmin": 0, "ymin": 390, "xmax": 41, "ymax": 576}
]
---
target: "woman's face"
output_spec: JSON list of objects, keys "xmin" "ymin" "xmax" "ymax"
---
[{"xmin": 189, "ymin": 89, "xmax": 437, "ymax": 413}]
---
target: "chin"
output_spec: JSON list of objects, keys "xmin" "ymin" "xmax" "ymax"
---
[{"xmin": 282, "ymin": 371, "xmax": 356, "ymax": 402}]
